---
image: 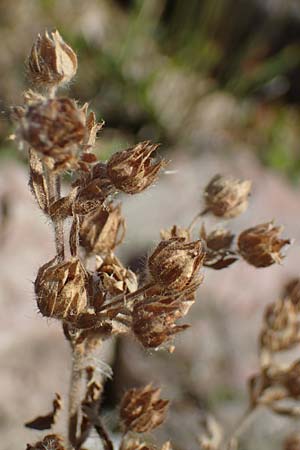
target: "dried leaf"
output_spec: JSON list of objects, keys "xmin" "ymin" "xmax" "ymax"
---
[
  {"xmin": 49, "ymin": 188, "xmax": 78, "ymax": 220},
  {"xmin": 69, "ymin": 214, "xmax": 80, "ymax": 257},
  {"xmin": 28, "ymin": 149, "xmax": 49, "ymax": 213},
  {"xmin": 25, "ymin": 393, "xmax": 62, "ymax": 430}
]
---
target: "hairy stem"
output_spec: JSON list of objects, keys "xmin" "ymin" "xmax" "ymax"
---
[
  {"xmin": 68, "ymin": 342, "xmax": 85, "ymax": 449},
  {"xmin": 47, "ymin": 170, "xmax": 65, "ymax": 262}
]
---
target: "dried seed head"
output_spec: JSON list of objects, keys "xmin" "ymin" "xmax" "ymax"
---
[
  {"xmin": 96, "ymin": 253, "xmax": 138, "ymax": 297},
  {"xmin": 132, "ymin": 295, "xmax": 190, "ymax": 349},
  {"xmin": 120, "ymin": 439, "xmax": 157, "ymax": 450},
  {"xmin": 20, "ymin": 98, "xmax": 85, "ymax": 169},
  {"xmin": 148, "ymin": 238, "xmax": 204, "ymax": 292},
  {"xmin": 204, "ymin": 174, "xmax": 252, "ymax": 218},
  {"xmin": 28, "ymin": 30, "xmax": 77, "ymax": 87},
  {"xmin": 35, "ymin": 257, "xmax": 87, "ymax": 320},
  {"xmin": 200, "ymin": 225, "xmax": 238, "ymax": 270},
  {"xmin": 284, "ymin": 434, "xmax": 300, "ymax": 450},
  {"xmin": 238, "ymin": 222, "xmax": 290, "ymax": 268},
  {"xmin": 120, "ymin": 384, "xmax": 169, "ymax": 433},
  {"xmin": 26, "ymin": 434, "xmax": 65, "ymax": 450},
  {"xmin": 260, "ymin": 299, "xmax": 299, "ymax": 352},
  {"xmin": 107, "ymin": 141, "xmax": 166, "ymax": 194},
  {"xmin": 160, "ymin": 225, "xmax": 190, "ymax": 241},
  {"xmin": 80, "ymin": 203, "xmax": 125, "ymax": 254}
]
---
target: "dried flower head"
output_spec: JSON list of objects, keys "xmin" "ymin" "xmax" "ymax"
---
[
  {"xmin": 80, "ymin": 203, "xmax": 125, "ymax": 254},
  {"xmin": 35, "ymin": 257, "xmax": 87, "ymax": 320},
  {"xmin": 132, "ymin": 295, "xmax": 190, "ymax": 349},
  {"xmin": 120, "ymin": 439, "xmax": 170, "ymax": 450},
  {"xmin": 260, "ymin": 299, "xmax": 299, "ymax": 352},
  {"xmin": 107, "ymin": 141, "xmax": 166, "ymax": 194},
  {"xmin": 200, "ymin": 225, "xmax": 238, "ymax": 270},
  {"xmin": 238, "ymin": 222, "xmax": 290, "ymax": 268},
  {"xmin": 19, "ymin": 98, "xmax": 85, "ymax": 169},
  {"xmin": 96, "ymin": 253, "xmax": 138, "ymax": 297},
  {"xmin": 284, "ymin": 433, "xmax": 300, "ymax": 450},
  {"xmin": 28, "ymin": 30, "xmax": 77, "ymax": 87},
  {"xmin": 120, "ymin": 384, "xmax": 169, "ymax": 433},
  {"xmin": 204, "ymin": 174, "xmax": 252, "ymax": 218},
  {"xmin": 148, "ymin": 238, "xmax": 204, "ymax": 292},
  {"xmin": 26, "ymin": 434, "xmax": 65, "ymax": 450}
]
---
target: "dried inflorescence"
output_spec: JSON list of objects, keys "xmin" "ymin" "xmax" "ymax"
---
[
  {"xmin": 80, "ymin": 202, "xmax": 125, "ymax": 254},
  {"xmin": 16, "ymin": 29, "xmax": 294, "ymax": 450},
  {"xmin": 238, "ymin": 222, "xmax": 290, "ymax": 267},
  {"xmin": 35, "ymin": 257, "xmax": 87, "ymax": 320},
  {"xmin": 107, "ymin": 141, "xmax": 166, "ymax": 194},
  {"xmin": 120, "ymin": 384, "xmax": 169, "ymax": 433},
  {"xmin": 204, "ymin": 174, "xmax": 252, "ymax": 218},
  {"xmin": 20, "ymin": 98, "xmax": 86, "ymax": 170},
  {"xmin": 148, "ymin": 238, "xmax": 204, "ymax": 293},
  {"xmin": 28, "ymin": 30, "xmax": 77, "ymax": 88}
]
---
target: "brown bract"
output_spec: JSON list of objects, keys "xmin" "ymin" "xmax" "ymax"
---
[
  {"xmin": 80, "ymin": 202, "xmax": 125, "ymax": 255},
  {"xmin": 26, "ymin": 434, "xmax": 65, "ymax": 450},
  {"xmin": 28, "ymin": 30, "xmax": 77, "ymax": 87},
  {"xmin": 148, "ymin": 238, "xmax": 204, "ymax": 292},
  {"xmin": 204, "ymin": 174, "xmax": 251, "ymax": 218},
  {"xmin": 35, "ymin": 257, "xmax": 87, "ymax": 320},
  {"xmin": 120, "ymin": 384, "xmax": 169, "ymax": 433},
  {"xmin": 20, "ymin": 98, "xmax": 85, "ymax": 169},
  {"xmin": 238, "ymin": 222, "xmax": 290, "ymax": 268},
  {"xmin": 160, "ymin": 224, "xmax": 190, "ymax": 241},
  {"xmin": 107, "ymin": 141, "xmax": 166, "ymax": 194}
]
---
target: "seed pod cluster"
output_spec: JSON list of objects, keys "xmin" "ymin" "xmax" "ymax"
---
[{"xmin": 26, "ymin": 434, "xmax": 65, "ymax": 450}]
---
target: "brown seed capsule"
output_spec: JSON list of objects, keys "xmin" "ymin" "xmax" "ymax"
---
[
  {"xmin": 20, "ymin": 98, "xmax": 85, "ymax": 168},
  {"xmin": 96, "ymin": 253, "xmax": 138, "ymax": 298},
  {"xmin": 204, "ymin": 174, "xmax": 252, "ymax": 218},
  {"xmin": 120, "ymin": 384, "xmax": 169, "ymax": 433},
  {"xmin": 148, "ymin": 238, "xmax": 204, "ymax": 292},
  {"xmin": 80, "ymin": 203, "xmax": 125, "ymax": 254},
  {"xmin": 200, "ymin": 225, "xmax": 238, "ymax": 270},
  {"xmin": 26, "ymin": 434, "xmax": 65, "ymax": 450},
  {"xmin": 284, "ymin": 434, "xmax": 300, "ymax": 450},
  {"xmin": 132, "ymin": 295, "xmax": 190, "ymax": 349},
  {"xmin": 107, "ymin": 141, "xmax": 166, "ymax": 194},
  {"xmin": 283, "ymin": 360, "xmax": 300, "ymax": 399},
  {"xmin": 238, "ymin": 222, "xmax": 290, "ymax": 268},
  {"xmin": 120, "ymin": 439, "xmax": 157, "ymax": 450},
  {"xmin": 28, "ymin": 30, "xmax": 77, "ymax": 87},
  {"xmin": 35, "ymin": 257, "xmax": 87, "ymax": 320},
  {"xmin": 283, "ymin": 278, "xmax": 300, "ymax": 312}
]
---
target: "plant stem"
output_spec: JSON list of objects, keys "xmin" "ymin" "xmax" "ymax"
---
[
  {"xmin": 47, "ymin": 170, "xmax": 65, "ymax": 262},
  {"xmin": 226, "ymin": 406, "xmax": 257, "ymax": 450},
  {"xmin": 187, "ymin": 208, "xmax": 209, "ymax": 232},
  {"xmin": 68, "ymin": 342, "xmax": 85, "ymax": 449}
]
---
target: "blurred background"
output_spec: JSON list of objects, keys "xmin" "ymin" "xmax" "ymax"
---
[{"xmin": 2, "ymin": 0, "xmax": 300, "ymax": 449}]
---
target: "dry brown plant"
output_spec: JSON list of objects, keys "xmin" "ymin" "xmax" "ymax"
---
[{"xmin": 13, "ymin": 30, "xmax": 293, "ymax": 450}]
